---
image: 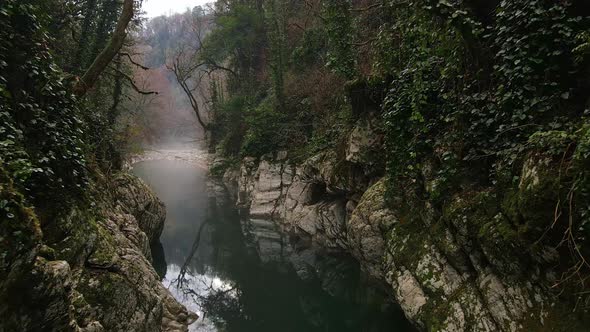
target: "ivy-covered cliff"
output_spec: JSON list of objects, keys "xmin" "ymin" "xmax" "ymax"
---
[
  {"xmin": 201, "ymin": 0, "xmax": 590, "ymax": 330},
  {"xmin": 0, "ymin": 1, "xmax": 196, "ymax": 331}
]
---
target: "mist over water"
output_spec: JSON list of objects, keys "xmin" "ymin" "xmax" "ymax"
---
[
  {"xmin": 132, "ymin": 12, "xmax": 414, "ymax": 330},
  {"xmin": 135, "ymin": 160, "xmax": 208, "ymax": 266},
  {"xmin": 133, "ymin": 157, "xmax": 416, "ymax": 332}
]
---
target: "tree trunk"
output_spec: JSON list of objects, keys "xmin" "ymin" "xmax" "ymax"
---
[{"xmin": 73, "ymin": 0, "xmax": 134, "ymax": 97}]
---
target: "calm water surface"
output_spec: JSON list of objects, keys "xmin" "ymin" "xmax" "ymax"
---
[{"xmin": 133, "ymin": 157, "xmax": 415, "ymax": 332}]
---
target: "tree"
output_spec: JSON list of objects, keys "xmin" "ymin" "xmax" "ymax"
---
[
  {"xmin": 165, "ymin": 9, "xmax": 235, "ymax": 130},
  {"xmin": 164, "ymin": 10, "xmax": 212, "ymax": 130},
  {"xmin": 73, "ymin": 0, "xmax": 135, "ymax": 96}
]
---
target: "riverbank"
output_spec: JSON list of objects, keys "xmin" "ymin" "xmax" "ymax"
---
[
  {"xmin": 129, "ymin": 147, "xmax": 209, "ymax": 169},
  {"xmin": 0, "ymin": 167, "xmax": 197, "ymax": 331},
  {"xmin": 213, "ymin": 143, "xmax": 589, "ymax": 331},
  {"xmin": 132, "ymin": 149, "xmax": 415, "ymax": 332}
]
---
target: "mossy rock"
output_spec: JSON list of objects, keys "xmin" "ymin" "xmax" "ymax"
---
[
  {"xmin": 86, "ymin": 223, "xmax": 118, "ymax": 269},
  {"xmin": 46, "ymin": 207, "xmax": 98, "ymax": 266},
  {"xmin": 385, "ymin": 217, "xmax": 431, "ymax": 272},
  {"xmin": 76, "ymin": 266, "xmax": 163, "ymax": 331},
  {"xmin": 442, "ymin": 190, "xmax": 529, "ymax": 276},
  {"xmin": 514, "ymin": 154, "xmax": 561, "ymax": 235},
  {"xmin": 0, "ymin": 167, "xmax": 42, "ymax": 281},
  {"xmin": 77, "ymin": 270, "xmax": 126, "ymax": 307},
  {"xmin": 77, "ymin": 270, "xmax": 141, "ymax": 329}
]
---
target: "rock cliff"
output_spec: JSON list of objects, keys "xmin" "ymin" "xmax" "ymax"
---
[
  {"xmin": 0, "ymin": 172, "xmax": 196, "ymax": 332},
  {"xmin": 217, "ymin": 113, "xmax": 586, "ymax": 332}
]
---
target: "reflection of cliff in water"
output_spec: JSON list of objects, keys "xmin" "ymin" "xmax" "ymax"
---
[
  {"xmin": 134, "ymin": 159, "xmax": 415, "ymax": 332},
  {"xmin": 151, "ymin": 240, "xmax": 167, "ymax": 279},
  {"xmin": 187, "ymin": 183, "xmax": 414, "ymax": 332}
]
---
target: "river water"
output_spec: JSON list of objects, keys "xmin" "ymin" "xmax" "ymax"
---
[{"xmin": 132, "ymin": 149, "xmax": 415, "ymax": 332}]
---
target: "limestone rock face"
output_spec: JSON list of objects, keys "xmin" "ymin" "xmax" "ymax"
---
[
  {"xmin": 231, "ymin": 155, "xmax": 349, "ymax": 250},
  {"xmin": 0, "ymin": 173, "xmax": 196, "ymax": 332},
  {"xmin": 243, "ymin": 218, "xmax": 285, "ymax": 263},
  {"xmin": 221, "ymin": 166, "xmax": 240, "ymax": 201},
  {"xmin": 356, "ymin": 180, "xmax": 553, "ymax": 332},
  {"xmin": 221, "ymin": 152, "xmax": 569, "ymax": 331},
  {"xmin": 249, "ymin": 159, "xmax": 292, "ymax": 219},
  {"xmin": 76, "ymin": 208, "xmax": 198, "ymax": 332},
  {"xmin": 113, "ymin": 174, "xmax": 166, "ymax": 244},
  {"xmin": 236, "ymin": 156, "xmax": 258, "ymax": 207},
  {"xmin": 215, "ymin": 120, "xmax": 580, "ymax": 331},
  {"xmin": 347, "ymin": 179, "xmax": 395, "ymax": 279},
  {"xmin": 345, "ymin": 114, "xmax": 383, "ymax": 165}
]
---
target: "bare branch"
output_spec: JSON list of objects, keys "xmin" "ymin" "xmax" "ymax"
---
[
  {"xmin": 119, "ymin": 52, "xmax": 151, "ymax": 70},
  {"xmin": 351, "ymin": 2, "xmax": 384, "ymax": 12},
  {"xmin": 108, "ymin": 67, "xmax": 158, "ymax": 95},
  {"xmin": 168, "ymin": 58, "xmax": 209, "ymax": 129}
]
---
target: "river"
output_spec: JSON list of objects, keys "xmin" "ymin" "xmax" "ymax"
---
[{"xmin": 132, "ymin": 148, "xmax": 415, "ymax": 332}]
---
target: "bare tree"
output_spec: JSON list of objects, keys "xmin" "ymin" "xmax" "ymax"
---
[
  {"xmin": 166, "ymin": 10, "xmax": 234, "ymax": 131},
  {"xmin": 168, "ymin": 48, "xmax": 211, "ymax": 130}
]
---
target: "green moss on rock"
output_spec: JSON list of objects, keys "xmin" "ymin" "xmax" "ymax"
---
[
  {"xmin": 0, "ymin": 167, "xmax": 42, "ymax": 280},
  {"xmin": 46, "ymin": 207, "xmax": 98, "ymax": 266},
  {"xmin": 87, "ymin": 223, "xmax": 118, "ymax": 269}
]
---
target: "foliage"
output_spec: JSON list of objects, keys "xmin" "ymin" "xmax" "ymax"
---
[
  {"xmin": 0, "ymin": 0, "xmax": 88, "ymax": 206},
  {"xmin": 323, "ymin": 0, "xmax": 356, "ymax": 78},
  {"xmin": 0, "ymin": 165, "xmax": 42, "ymax": 283},
  {"xmin": 290, "ymin": 28, "xmax": 328, "ymax": 70},
  {"xmin": 264, "ymin": 0, "xmax": 288, "ymax": 105},
  {"xmin": 379, "ymin": 0, "xmax": 587, "ymax": 196},
  {"xmin": 241, "ymin": 96, "xmax": 288, "ymax": 157},
  {"xmin": 200, "ymin": 4, "xmax": 266, "ymax": 85},
  {"xmin": 374, "ymin": 0, "xmax": 590, "ymax": 295},
  {"xmin": 205, "ymin": 0, "xmax": 350, "ymax": 159},
  {"xmin": 212, "ymin": 96, "xmax": 247, "ymax": 156},
  {"xmin": 201, "ymin": 0, "xmax": 590, "ymax": 289},
  {"xmin": 380, "ymin": 4, "xmax": 463, "ymax": 188},
  {"xmin": 0, "ymin": 0, "xmax": 138, "ymax": 205},
  {"xmin": 468, "ymin": 0, "xmax": 582, "ymax": 163}
]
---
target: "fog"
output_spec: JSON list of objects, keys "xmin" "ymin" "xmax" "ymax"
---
[
  {"xmin": 123, "ymin": 10, "xmax": 215, "ymax": 150},
  {"xmin": 142, "ymin": 0, "xmax": 212, "ymax": 18}
]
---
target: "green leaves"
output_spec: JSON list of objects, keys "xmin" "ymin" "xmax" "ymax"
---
[
  {"xmin": 324, "ymin": 0, "xmax": 357, "ymax": 78},
  {"xmin": 379, "ymin": 3, "xmax": 465, "ymax": 196},
  {"xmin": 199, "ymin": 5, "xmax": 265, "ymax": 70},
  {"xmin": 378, "ymin": 0, "xmax": 589, "ymax": 210},
  {"xmin": 0, "ymin": 0, "xmax": 88, "ymax": 206}
]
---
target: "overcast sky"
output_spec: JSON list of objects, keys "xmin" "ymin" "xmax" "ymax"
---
[{"xmin": 142, "ymin": 0, "xmax": 212, "ymax": 17}]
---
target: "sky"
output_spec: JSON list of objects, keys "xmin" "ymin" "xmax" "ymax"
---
[{"xmin": 142, "ymin": 0, "xmax": 212, "ymax": 18}]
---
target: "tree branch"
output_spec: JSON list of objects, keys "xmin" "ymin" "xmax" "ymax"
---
[
  {"xmin": 108, "ymin": 67, "xmax": 158, "ymax": 95},
  {"xmin": 351, "ymin": 2, "xmax": 384, "ymax": 12},
  {"xmin": 168, "ymin": 60, "xmax": 209, "ymax": 130},
  {"xmin": 205, "ymin": 61, "xmax": 237, "ymax": 76},
  {"xmin": 73, "ymin": 0, "xmax": 135, "ymax": 96},
  {"xmin": 119, "ymin": 52, "xmax": 151, "ymax": 70}
]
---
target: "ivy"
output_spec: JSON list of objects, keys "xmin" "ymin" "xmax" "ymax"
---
[
  {"xmin": 380, "ymin": 0, "xmax": 587, "ymax": 193},
  {"xmin": 379, "ymin": 2, "xmax": 466, "ymax": 200},
  {"xmin": 324, "ymin": 0, "xmax": 357, "ymax": 79},
  {"xmin": 0, "ymin": 1, "xmax": 88, "ymax": 206},
  {"xmin": 482, "ymin": 0, "xmax": 582, "ymax": 160}
]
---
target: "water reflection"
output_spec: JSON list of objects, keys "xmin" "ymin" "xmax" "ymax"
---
[{"xmin": 133, "ymin": 159, "xmax": 415, "ymax": 332}]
